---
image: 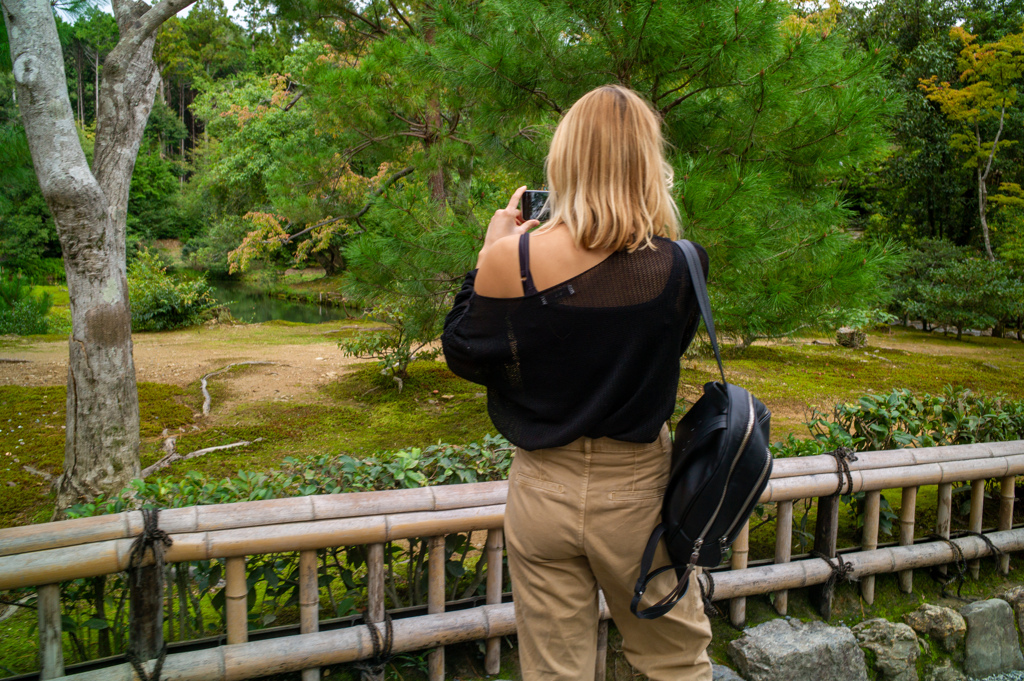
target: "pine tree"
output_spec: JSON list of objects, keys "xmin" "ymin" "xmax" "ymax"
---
[{"xmin": 425, "ymin": 0, "xmax": 901, "ymax": 347}]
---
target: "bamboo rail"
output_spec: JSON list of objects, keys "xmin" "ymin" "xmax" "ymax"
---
[
  {"xmin": 772, "ymin": 501, "xmax": 792, "ymax": 615},
  {"xmin": 2, "ymin": 440, "xmax": 1019, "ymax": 681},
  {"xmin": 729, "ymin": 521, "xmax": 750, "ymax": 627},
  {"xmin": 898, "ymin": 486, "xmax": 918, "ymax": 593},
  {"xmin": 47, "ymin": 529, "xmax": 1024, "ymax": 681},
  {"xmin": 860, "ymin": 490, "xmax": 881, "ymax": 604},
  {"xmin": 4, "ymin": 442, "xmax": 1019, "ymax": 558},
  {"xmin": 969, "ymin": 479, "xmax": 985, "ymax": 578}
]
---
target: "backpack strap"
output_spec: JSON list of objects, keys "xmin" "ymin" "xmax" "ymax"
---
[
  {"xmin": 674, "ymin": 240, "xmax": 726, "ymax": 385},
  {"xmin": 630, "ymin": 523, "xmax": 696, "ymax": 619}
]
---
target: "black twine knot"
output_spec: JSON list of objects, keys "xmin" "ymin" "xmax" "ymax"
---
[
  {"xmin": 127, "ymin": 645, "xmax": 167, "ymax": 681},
  {"xmin": 811, "ymin": 551, "xmax": 856, "ymax": 602},
  {"xmin": 355, "ymin": 612, "xmax": 394, "ymax": 679},
  {"xmin": 956, "ymin": 530, "xmax": 1004, "ymax": 559},
  {"xmin": 826, "ymin": 446, "xmax": 858, "ymax": 496},
  {"xmin": 926, "ymin": 534, "xmax": 968, "ymax": 599},
  {"xmin": 128, "ymin": 508, "xmax": 173, "ymax": 584},
  {"xmin": 698, "ymin": 570, "xmax": 721, "ymax": 619}
]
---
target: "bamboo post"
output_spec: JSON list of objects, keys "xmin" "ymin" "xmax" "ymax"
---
[
  {"xmin": 225, "ymin": 556, "xmax": 248, "ymax": 644},
  {"xmin": 364, "ymin": 543, "xmax": 386, "ymax": 681},
  {"xmin": 999, "ymin": 475, "xmax": 1016, "ymax": 574},
  {"xmin": 935, "ymin": 483, "xmax": 952, "ymax": 579},
  {"xmin": 898, "ymin": 486, "xmax": 918, "ymax": 593},
  {"xmin": 860, "ymin": 490, "xmax": 881, "ymax": 605},
  {"xmin": 773, "ymin": 501, "xmax": 793, "ymax": 615},
  {"xmin": 428, "ymin": 536, "xmax": 446, "ymax": 681},
  {"xmin": 128, "ymin": 564, "xmax": 163, "ymax": 662},
  {"xmin": 810, "ymin": 494, "xmax": 840, "ymax": 619},
  {"xmin": 969, "ymin": 479, "xmax": 986, "ymax": 578},
  {"xmin": 484, "ymin": 529, "xmax": 503, "ymax": 676},
  {"xmin": 729, "ymin": 520, "xmax": 750, "ymax": 628},
  {"xmin": 37, "ymin": 583, "xmax": 64, "ymax": 679},
  {"xmin": 595, "ymin": 619, "xmax": 609, "ymax": 681},
  {"xmin": 299, "ymin": 550, "xmax": 320, "ymax": 681}
]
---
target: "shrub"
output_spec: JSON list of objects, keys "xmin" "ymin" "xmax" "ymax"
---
[
  {"xmin": 772, "ymin": 385, "xmax": 1024, "ymax": 538},
  {"xmin": 891, "ymin": 240, "xmax": 1024, "ymax": 338},
  {"xmin": 0, "ymin": 273, "xmax": 52, "ymax": 335},
  {"xmin": 339, "ymin": 296, "xmax": 442, "ymax": 391},
  {"xmin": 128, "ymin": 249, "xmax": 218, "ymax": 331}
]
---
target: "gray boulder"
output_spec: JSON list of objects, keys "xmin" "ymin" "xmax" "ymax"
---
[
  {"xmin": 712, "ymin": 664, "xmax": 745, "ymax": 681},
  {"xmin": 960, "ymin": 598, "xmax": 1024, "ymax": 678},
  {"xmin": 904, "ymin": 604, "xmax": 967, "ymax": 652},
  {"xmin": 922, "ymin": 662, "xmax": 965, "ymax": 681},
  {"xmin": 852, "ymin": 618, "xmax": 920, "ymax": 681},
  {"xmin": 997, "ymin": 585, "xmax": 1024, "ymax": 641},
  {"xmin": 727, "ymin": 618, "xmax": 868, "ymax": 681}
]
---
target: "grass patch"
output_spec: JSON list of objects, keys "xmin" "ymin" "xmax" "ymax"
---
[
  {"xmin": 0, "ymin": 383, "xmax": 203, "ymax": 528},
  {"xmin": 138, "ymin": 361, "xmax": 493, "ymax": 482}
]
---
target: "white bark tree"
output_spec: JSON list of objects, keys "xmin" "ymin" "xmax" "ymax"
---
[{"xmin": 2, "ymin": 0, "xmax": 195, "ymax": 511}]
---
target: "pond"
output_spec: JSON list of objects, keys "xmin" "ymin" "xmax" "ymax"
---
[{"xmin": 207, "ymin": 281, "xmax": 355, "ymax": 324}]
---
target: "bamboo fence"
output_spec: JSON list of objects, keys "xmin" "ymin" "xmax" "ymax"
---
[{"xmin": 0, "ymin": 440, "xmax": 1020, "ymax": 681}]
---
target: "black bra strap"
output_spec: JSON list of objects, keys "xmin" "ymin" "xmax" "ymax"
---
[{"xmin": 519, "ymin": 232, "xmax": 538, "ymax": 296}]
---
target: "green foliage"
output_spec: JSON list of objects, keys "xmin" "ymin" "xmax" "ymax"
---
[
  {"xmin": 339, "ymin": 296, "xmax": 442, "ymax": 390},
  {"xmin": 889, "ymin": 239, "xmax": 1024, "ymax": 339},
  {"xmin": 128, "ymin": 249, "xmax": 218, "ymax": 331},
  {"xmin": 0, "ymin": 273, "xmax": 53, "ymax": 335},
  {"xmin": 772, "ymin": 384, "xmax": 1024, "ymax": 536}
]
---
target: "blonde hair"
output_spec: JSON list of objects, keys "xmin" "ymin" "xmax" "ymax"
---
[{"xmin": 541, "ymin": 85, "xmax": 680, "ymax": 251}]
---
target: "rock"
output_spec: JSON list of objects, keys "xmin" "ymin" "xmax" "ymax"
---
[
  {"xmin": 905, "ymin": 604, "xmax": 967, "ymax": 653},
  {"xmin": 712, "ymin": 664, "xmax": 745, "ymax": 681},
  {"xmin": 837, "ymin": 327, "xmax": 867, "ymax": 348},
  {"xmin": 727, "ymin": 619, "xmax": 868, "ymax": 681},
  {"xmin": 997, "ymin": 585, "xmax": 1024, "ymax": 639},
  {"xmin": 960, "ymin": 599, "xmax": 1024, "ymax": 678},
  {"xmin": 852, "ymin": 618, "xmax": 920, "ymax": 681},
  {"xmin": 922, "ymin": 662, "xmax": 965, "ymax": 681}
]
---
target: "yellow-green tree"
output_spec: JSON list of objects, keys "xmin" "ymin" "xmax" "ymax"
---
[{"xmin": 920, "ymin": 26, "xmax": 1024, "ymax": 261}]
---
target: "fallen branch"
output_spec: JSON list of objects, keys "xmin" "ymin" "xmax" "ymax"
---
[
  {"xmin": 141, "ymin": 439, "xmax": 264, "ymax": 478},
  {"xmin": 201, "ymin": 362, "xmax": 276, "ymax": 416},
  {"xmin": 22, "ymin": 465, "xmax": 53, "ymax": 483},
  {"xmin": 0, "ymin": 359, "xmax": 30, "ymax": 364}
]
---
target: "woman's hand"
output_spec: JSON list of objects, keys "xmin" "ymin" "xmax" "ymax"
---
[{"xmin": 477, "ymin": 186, "xmax": 541, "ymax": 267}]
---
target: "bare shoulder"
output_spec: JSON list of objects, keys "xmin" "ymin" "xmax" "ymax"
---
[{"xmin": 475, "ymin": 234, "xmax": 524, "ymax": 298}]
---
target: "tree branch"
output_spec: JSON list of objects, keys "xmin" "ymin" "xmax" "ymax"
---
[
  {"xmin": 107, "ymin": 0, "xmax": 197, "ymax": 68},
  {"xmin": 981, "ymin": 98, "xmax": 1007, "ymax": 182},
  {"xmin": 266, "ymin": 166, "xmax": 416, "ymax": 244}
]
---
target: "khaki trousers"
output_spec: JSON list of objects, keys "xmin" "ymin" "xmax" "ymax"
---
[{"xmin": 506, "ymin": 425, "xmax": 713, "ymax": 681}]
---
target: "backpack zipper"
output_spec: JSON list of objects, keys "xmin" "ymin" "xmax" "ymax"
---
[
  {"xmin": 720, "ymin": 435, "xmax": 772, "ymax": 547},
  {"xmin": 688, "ymin": 391, "xmax": 756, "ymax": 562}
]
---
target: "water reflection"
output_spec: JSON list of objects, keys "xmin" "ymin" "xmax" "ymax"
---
[{"xmin": 207, "ymin": 282, "xmax": 355, "ymax": 324}]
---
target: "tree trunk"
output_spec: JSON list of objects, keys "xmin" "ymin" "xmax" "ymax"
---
[
  {"xmin": 94, "ymin": 49, "xmax": 99, "ymax": 126},
  {"xmin": 978, "ymin": 155, "xmax": 995, "ymax": 262},
  {"xmin": 3, "ymin": 0, "xmax": 196, "ymax": 512}
]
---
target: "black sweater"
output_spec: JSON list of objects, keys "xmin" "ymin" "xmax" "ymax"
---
[{"xmin": 441, "ymin": 237, "xmax": 709, "ymax": 450}]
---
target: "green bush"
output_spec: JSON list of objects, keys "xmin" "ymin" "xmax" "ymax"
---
[
  {"xmin": 128, "ymin": 249, "xmax": 218, "ymax": 331},
  {"xmin": 0, "ymin": 273, "xmax": 52, "ymax": 335},
  {"xmin": 891, "ymin": 240, "xmax": 1024, "ymax": 339},
  {"xmin": 772, "ymin": 385, "xmax": 1024, "ymax": 537}
]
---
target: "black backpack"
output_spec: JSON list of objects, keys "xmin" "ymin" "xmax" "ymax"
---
[{"xmin": 630, "ymin": 240, "xmax": 773, "ymax": 620}]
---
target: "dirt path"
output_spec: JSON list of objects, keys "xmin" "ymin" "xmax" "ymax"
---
[{"xmin": 0, "ymin": 322, "xmax": 371, "ymax": 405}]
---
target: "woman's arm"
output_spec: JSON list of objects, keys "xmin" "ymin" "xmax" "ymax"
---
[{"xmin": 441, "ymin": 188, "xmax": 539, "ymax": 385}]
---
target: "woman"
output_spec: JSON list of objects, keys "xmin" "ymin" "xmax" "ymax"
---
[{"xmin": 442, "ymin": 85, "xmax": 712, "ymax": 681}]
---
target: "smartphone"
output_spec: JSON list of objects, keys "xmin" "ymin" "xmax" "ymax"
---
[{"xmin": 521, "ymin": 190, "xmax": 550, "ymax": 222}]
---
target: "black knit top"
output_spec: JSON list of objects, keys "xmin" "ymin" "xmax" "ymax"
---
[{"xmin": 441, "ymin": 237, "xmax": 709, "ymax": 451}]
